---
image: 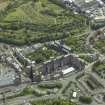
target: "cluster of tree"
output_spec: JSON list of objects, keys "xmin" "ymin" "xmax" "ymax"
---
[
  {"xmin": 38, "ymin": 82, "xmax": 62, "ymax": 89},
  {"xmin": 79, "ymin": 55, "xmax": 98, "ymax": 63},
  {"xmin": 31, "ymin": 99, "xmax": 78, "ymax": 105},
  {"xmin": 7, "ymin": 86, "xmax": 44, "ymax": 99},
  {"xmin": 65, "ymin": 35, "xmax": 92, "ymax": 53},
  {"xmin": 0, "ymin": 0, "xmax": 32, "ymax": 20},
  {"xmin": 62, "ymin": 81, "xmax": 72, "ymax": 94},
  {"xmin": 26, "ymin": 46, "xmax": 61, "ymax": 64},
  {"xmin": 0, "ymin": 0, "xmax": 88, "ymax": 46},
  {"xmin": 93, "ymin": 61, "xmax": 105, "ymax": 71},
  {"xmin": 79, "ymin": 96, "xmax": 92, "ymax": 104},
  {"xmin": 92, "ymin": 23, "xmax": 105, "ymax": 30}
]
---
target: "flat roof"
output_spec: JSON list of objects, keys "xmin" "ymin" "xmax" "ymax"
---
[
  {"xmin": 62, "ymin": 67, "xmax": 75, "ymax": 74},
  {"xmin": 0, "ymin": 71, "xmax": 15, "ymax": 86},
  {"xmin": 73, "ymin": 92, "xmax": 77, "ymax": 98}
]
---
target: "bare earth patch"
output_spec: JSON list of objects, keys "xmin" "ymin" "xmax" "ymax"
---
[{"xmin": 0, "ymin": 0, "xmax": 8, "ymax": 10}]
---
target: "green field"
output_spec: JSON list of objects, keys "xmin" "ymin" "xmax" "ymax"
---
[{"xmin": 0, "ymin": 0, "xmax": 88, "ymax": 45}]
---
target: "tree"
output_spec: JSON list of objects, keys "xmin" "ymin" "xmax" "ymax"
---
[{"xmin": 79, "ymin": 96, "xmax": 92, "ymax": 104}]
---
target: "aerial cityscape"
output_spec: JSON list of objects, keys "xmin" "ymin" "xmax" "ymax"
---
[{"xmin": 0, "ymin": 0, "xmax": 105, "ymax": 105}]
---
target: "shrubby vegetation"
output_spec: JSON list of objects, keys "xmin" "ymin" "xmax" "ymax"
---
[
  {"xmin": 0, "ymin": 0, "xmax": 88, "ymax": 45},
  {"xmin": 64, "ymin": 35, "xmax": 92, "ymax": 53},
  {"xmin": 93, "ymin": 61, "xmax": 105, "ymax": 73},
  {"xmin": 92, "ymin": 61, "xmax": 105, "ymax": 79},
  {"xmin": 79, "ymin": 96, "xmax": 92, "ymax": 104},
  {"xmin": 92, "ymin": 22, "xmax": 105, "ymax": 30},
  {"xmin": 31, "ymin": 99, "xmax": 78, "ymax": 105},
  {"xmin": 89, "ymin": 30, "xmax": 105, "ymax": 55},
  {"xmin": 8, "ymin": 86, "xmax": 45, "ymax": 99},
  {"xmin": 26, "ymin": 46, "xmax": 62, "ymax": 64},
  {"xmin": 62, "ymin": 81, "xmax": 72, "ymax": 94},
  {"xmin": 38, "ymin": 82, "xmax": 62, "ymax": 89},
  {"xmin": 79, "ymin": 55, "xmax": 98, "ymax": 63},
  {"xmin": 94, "ymin": 40, "xmax": 105, "ymax": 55}
]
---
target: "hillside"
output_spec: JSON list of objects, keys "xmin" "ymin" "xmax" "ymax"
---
[{"xmin": 0, "ymin": 0, "xmax": 88, "ymax": 45}]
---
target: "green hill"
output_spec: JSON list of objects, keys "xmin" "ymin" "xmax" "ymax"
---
[{"xmin": 0, "ymin": 0, "xmax": 88, "ymax": 45}]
